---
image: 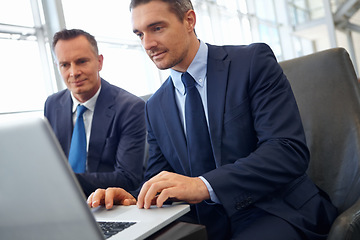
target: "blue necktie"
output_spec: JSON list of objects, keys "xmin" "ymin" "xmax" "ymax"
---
[
  {"xmin": 181, "ymin": 72, "xmax": 216, "ymax": 177},
  {"xmin": 68, "ymin": 105, "xmax": 87, "ymax": 173}
]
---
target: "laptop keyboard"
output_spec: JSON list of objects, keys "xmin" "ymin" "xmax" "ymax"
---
[{"xmin": 98, "ymin": 221, "xmax": 136, "ymax": 239}]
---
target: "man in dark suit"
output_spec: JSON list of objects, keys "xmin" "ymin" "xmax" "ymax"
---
[
  {"xmin": 87, "ymin": 1, "xmax": 337, "ymax": 239},
  {"xmin": 44, "ymin": 29, "xmax": 146, "ymax": 196}
]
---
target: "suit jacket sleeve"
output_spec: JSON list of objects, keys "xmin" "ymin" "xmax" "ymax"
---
[
  {"xmin": 201, "ymin": 43, "xmax": 310, "ymax": 217},
  {"xmin": 77, "ymin": 88, "xmax": 146, "ymax": 196}
]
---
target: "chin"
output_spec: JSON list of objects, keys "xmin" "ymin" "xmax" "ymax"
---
[
  {"xmin": 72, "ymin": 87, "xmax": 87, "ymax": 95},
  {"xmin": 154, "ymin": 62, "xmax": 173, "ymax": 70},
  {"xmin": 156, "ymin": 66, "xmax": 169, "ymax": 70}
]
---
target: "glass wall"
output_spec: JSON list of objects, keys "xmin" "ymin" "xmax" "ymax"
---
[
  {"xmin": 0, "ymin": 0, "xmax": 52, "ymax": 114},
  {"xmin": 61, "ymin": 0, "xmax": 162, "ymax": 97},
  {"xmin": 0, "ymin": 0, "xmax": 314, "ymax": 116},
  {"xmin": 287, "ymin": 0, "xmax": 348, "ymax": 25}
]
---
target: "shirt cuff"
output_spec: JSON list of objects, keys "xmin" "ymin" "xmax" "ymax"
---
[{"xmin": 198, "ymin": 176, "xmax": 221, "ymax": 204}]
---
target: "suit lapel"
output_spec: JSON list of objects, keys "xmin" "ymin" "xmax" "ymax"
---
[
  {"xmin": 88, "ymin": 80, "xmax": 115, "ymax": 171},
  {"xmin": 206, "ymin": 45, "xmax": 230, "ymax": 167},
  {"xmin": 159, "ymin": 79, "xmax": 190, "ymax": 175},
  {"xmin": 56, "ymin": 91, "xmax": 73, "ymax": 156},
  {"xmin": 155, "ymin": 45, "xmax": 230, "ymax": 173}
]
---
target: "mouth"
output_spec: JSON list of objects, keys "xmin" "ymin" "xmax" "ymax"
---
[
  {"xmin": 69, "ymin": 78, "xmax": 86, "ymax": 87},
  {"xmin": 150, "ymin": 50, "xmax": 167, "ymax": 61}
]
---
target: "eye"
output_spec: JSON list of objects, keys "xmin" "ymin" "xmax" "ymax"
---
[
  {"xmin": 154, "ymin": 26, "xmax": 162, "ymax": 31},
  {"xmin": 136, "ymin": 32, "xmax": 143, "ymax": 39},
  {"xmin": 153, "ymin": 26, "xmax": 163, "ymax": 33},
  {"xmin": 77, "ymin": 58, "xmax": 89, "ymax": 65},
  {"xmin": 59, "ymin": 63, "xmax": 68, "ymax": 68}
]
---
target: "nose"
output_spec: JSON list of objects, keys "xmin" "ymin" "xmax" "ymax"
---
[
  {"xmin": 69, "ymin": 65, "xmax": 80, "ymax": 78},
  {"xmin": 142, "ymin": 34, "xmax": 157, "ymax": 51}
]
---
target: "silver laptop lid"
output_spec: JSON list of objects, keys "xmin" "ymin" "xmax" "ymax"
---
[{"xmin": 0, "ymin": 117, "xmax": 104, "ymax": 240}]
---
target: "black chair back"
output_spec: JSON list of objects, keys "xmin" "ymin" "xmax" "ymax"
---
[{"xmin": 280, "ymin": 48, "xmax": 360, "ymax": 239}]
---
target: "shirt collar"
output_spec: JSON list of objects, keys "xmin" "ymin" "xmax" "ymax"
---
[
  {"xmin": 71, "ymin": 85, "xmax": 101, "ymax": 113},
  {"xmin": 171, "ymin": 40, "xmax": 208, "ymax": 95}
]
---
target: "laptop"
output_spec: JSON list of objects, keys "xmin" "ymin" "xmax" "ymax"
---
[{"xmin": 0, "ymin": 117, "xmax": 189, "ymax": 240}]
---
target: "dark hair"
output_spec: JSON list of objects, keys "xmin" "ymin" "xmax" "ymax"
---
[
  {"xmin": 129, "ymin": 0, "xmax": 194, "ymax": 22},
  {"xmin": 52, "ymin": 29, "xmax": 99, "ymax": 55}
]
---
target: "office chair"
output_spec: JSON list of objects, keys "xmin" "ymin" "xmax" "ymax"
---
[{"xmin": 279, "ymin": 48, "xmax": 360, "ymax": 240}]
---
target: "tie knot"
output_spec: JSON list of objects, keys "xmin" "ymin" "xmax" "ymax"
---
[
  {"xmin": 181, "ymin": 72, "xmax": 195, "ymax": 89},
  {"xmin": 76, "ymin": 105, "xmax": 87, "ymax": 117}
]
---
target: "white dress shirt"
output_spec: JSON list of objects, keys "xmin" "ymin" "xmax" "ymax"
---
[
  {"xmin": 170, "ymin": 40, "xmax": 220, "ymax": 204},
  {"xmin": 70, "ymin": 86, "xmax": 101, "ymax": 152}
]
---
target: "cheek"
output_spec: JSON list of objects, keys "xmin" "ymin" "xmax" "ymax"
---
[
  {"xmin": 59, "ymin": 68, "xmax": 68, "ymax": 76},
  {"xmin": 61, "ymin": 73, "xmax": 69, "ymax": 82},
  {"xmin": 171, "ymin": 37, "xmax": 186, "ymax": 52},
  {"xmin": 145, "ymin": 50, "xmax": 152, "ymax": 59}
]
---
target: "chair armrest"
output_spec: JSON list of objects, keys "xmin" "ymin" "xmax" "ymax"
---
[{"xmin": 327, "ymin": 198, "xmax": 360, "ymax": 240}]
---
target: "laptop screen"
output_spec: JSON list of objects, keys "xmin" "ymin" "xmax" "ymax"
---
[
  {"xmin": 0, "ymin": 117, "xmax": 104, "ymax": 240},
  {"xmin": 0, "ymin": 117, "xmax": 190, "ymax": 240}
]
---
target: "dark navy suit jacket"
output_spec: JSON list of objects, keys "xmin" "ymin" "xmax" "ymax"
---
[
  {"xmin": 142, "ymin": 43, "xmax": 337, "ymax": 239},
  {"xmin": 44, "ymin": 79, "xmax": 146, "ymax": 196}
]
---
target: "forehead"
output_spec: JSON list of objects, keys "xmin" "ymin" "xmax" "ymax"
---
[
  {"xmin": 54, "ymin": 36, "xmax": 95, "ymax": 59},
  {"xmin": 131, "ymin": 1, "xmax": 179, "ymax": 30}
]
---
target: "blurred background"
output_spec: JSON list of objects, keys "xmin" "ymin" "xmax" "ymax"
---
[{"xmin": 0, "ymin": 0, "xmax": 359, "ymax": 119}]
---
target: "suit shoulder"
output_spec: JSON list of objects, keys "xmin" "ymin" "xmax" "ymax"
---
[
  {"xmin": 208, "ymin": 43, "xmax": 277, "ymax": 68},
  {"xmin": 45, "ymin": 89, "xmax": 69, "ymax": 105},
  {"xmin": 220, "ymin": 42, "xmax": 274, "ymax": 57},
  {"xmin": 146, "ymin": 77, "xmax": 172, "ymax": 104},
  {"xmin": 46, "ymin": 88, "xmax": 68, "ymax": 99},
  {"xmin": 102, "ymin": 79, "xmax": 142, "ymax": 101},
  {"xmin": 100, "ymin": 80, "xmax": 145, "ymax": 113}
]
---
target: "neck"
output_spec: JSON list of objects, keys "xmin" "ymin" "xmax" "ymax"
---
[{"xmin": 172, "ymin": 37, "xmax": 200, "ymax": 73}]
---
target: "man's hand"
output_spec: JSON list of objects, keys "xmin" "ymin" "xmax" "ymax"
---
[
  {"xmin": 137, "ymin": 171, "xmax": 210, "ymax": 209},
  {"xmin": 87, "ymin": 187, "xmax": 136, "ymax": 209}
]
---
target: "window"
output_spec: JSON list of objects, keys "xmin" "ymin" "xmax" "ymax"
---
[
  {"xmin": 0, "ymin": 0, "xmax": 34, "ymax": 26},
  {"xmin": 61, "ymin": 0, "xmax": 163, "ymax": 96},
  {"xmin": 0, "ymin": 0, "xmax": 51, "ymax": 114},
  {"xmin": 0, "ymin": 0, "xmax": 318, "ymax": 117}
]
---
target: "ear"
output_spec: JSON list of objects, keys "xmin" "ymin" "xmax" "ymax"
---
[
  {"xmin": 98, "ymin": 54, "xmax": 104, "ymax": 71},
  {"xmin": 184, "ymin": 9, "xmax": 196, "ymax": 33}
]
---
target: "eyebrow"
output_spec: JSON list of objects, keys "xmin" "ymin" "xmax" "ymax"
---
[
  {"xmin": 76, "ymin": 57, "xmax": 90, "ymax": 62},
  {"xmin": 58, "ymin": 60, "xmax": 68, "ymax": 65},
  {"xmin": 58, "ymin": 57, "xmax": 90, "ymax": 65},
  {"xmin": 133, "ymin": 21, "xmax": 164, "ymax": 34}
]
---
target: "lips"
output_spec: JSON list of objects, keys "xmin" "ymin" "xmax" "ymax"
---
[
  {"xmin": 70, "ymin": 79, "xmax": 86, "ymax": 86},
  {"xmin": 151, "ymin": 50, "xmax": 167, "ymax": 61}
]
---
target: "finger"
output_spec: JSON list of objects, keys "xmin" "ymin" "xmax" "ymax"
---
[
  {"xmin": 143, "ymin": 181, "xmax": 173, "ymax": 209},
  {"xmin": 137, "ymin": 181, "xmax": 151, "ymax": 208},
  {"xmin": 104, "ymin": 188, "xmax": 118, "ymax": 209},
  {"xmin": 116, "ymin": 189, "xmax": 137, "ymax": 205},
  {"xmin": 87, "ymin": 192, "xmax": 94, "ymax": 207},
  {"xmin": 156, "ymin": 188, "xmax": 176, "ymax": 207},
  {"xmin": 122, "ymin": 198, "xmax": 137, "ymax": 206},
  {"xmin": 137, "ymin": 171, "xmax": 173, "ymax": 208},
  {"xmin": 91, "ymin": 188, "xmax": 106, "ymax": 208},
  {"xmin": 105, "ymin": 188, "xmax": 137, "ymax": 209}
]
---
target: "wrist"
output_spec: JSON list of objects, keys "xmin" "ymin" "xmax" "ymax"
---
[{"xmin": 196, "ymin": 177, "xmax": 210, "ymax": 200}]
